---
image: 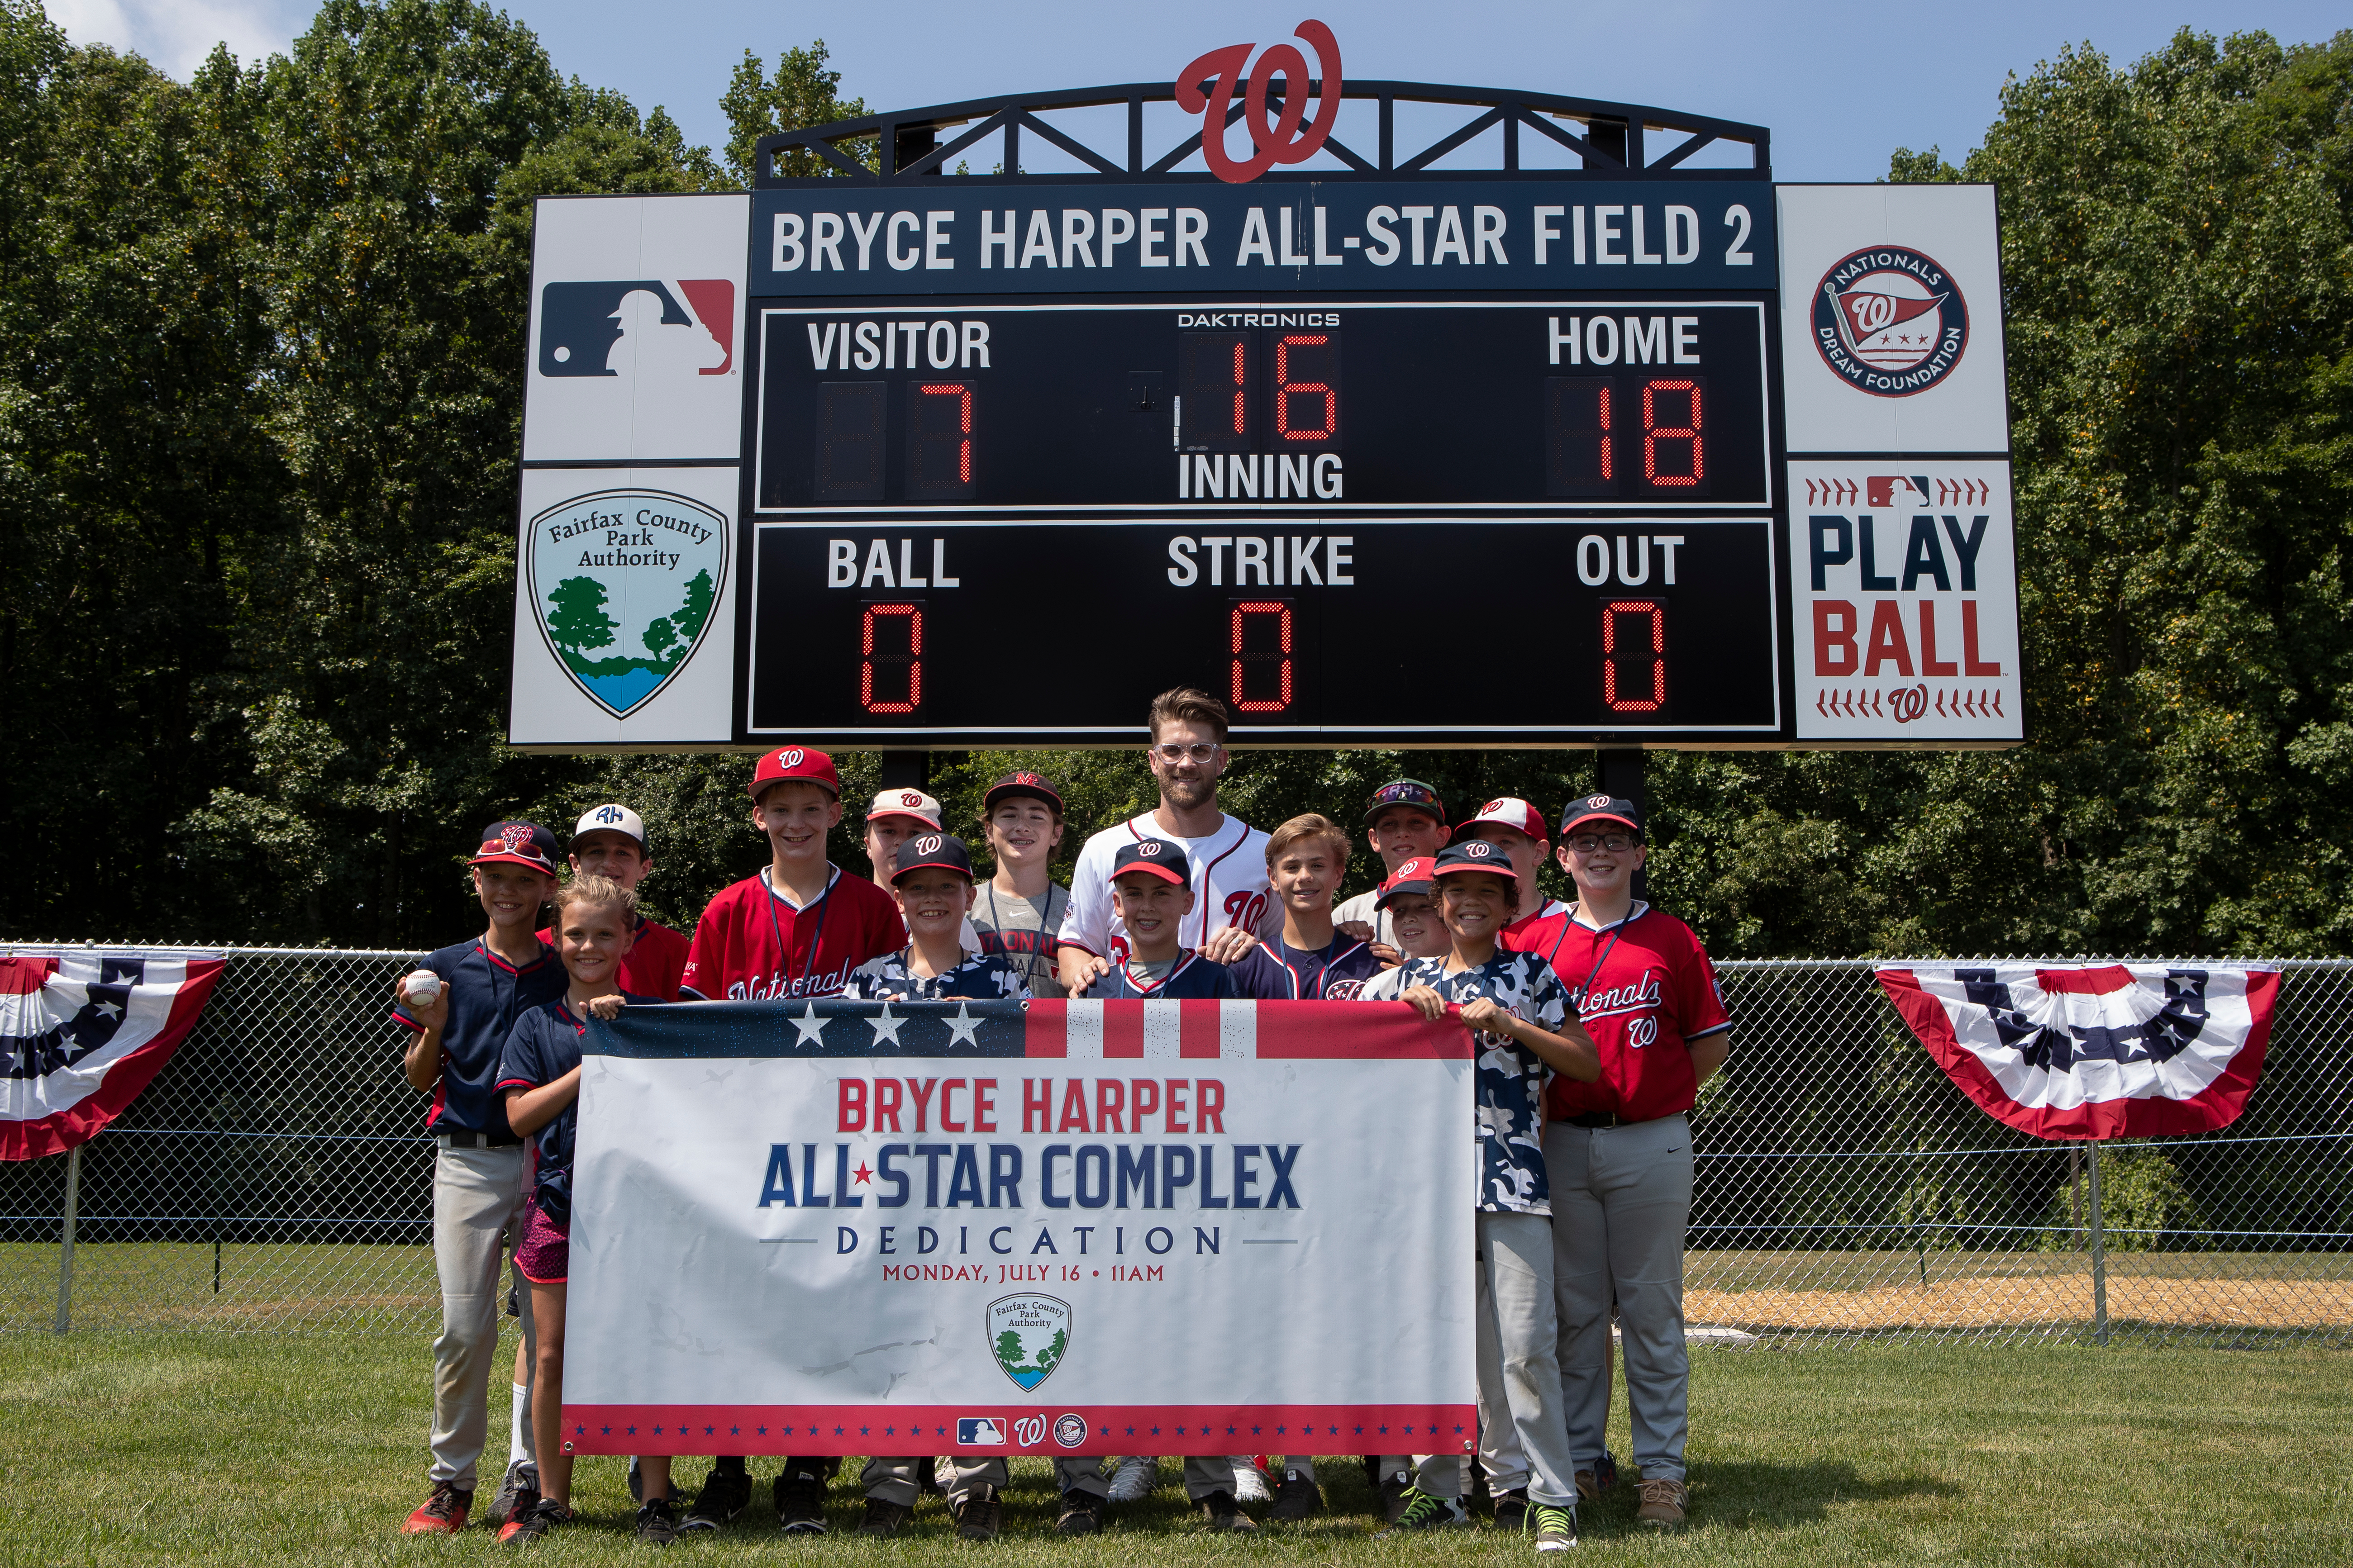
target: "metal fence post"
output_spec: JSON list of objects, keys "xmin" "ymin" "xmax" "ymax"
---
[
  {"xmin": 54, "ymin": 1143, "xmax": 82, "ymax": 1334},
  {"xmin": 2086, "ymin": 1139, "xmax": 2110, "ymax": 1346}
]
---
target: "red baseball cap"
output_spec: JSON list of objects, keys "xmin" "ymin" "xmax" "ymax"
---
[
  {"xmin": 1374, "ymin": 855, "xmax": 1438, "ymax": 910},
  {"xmin": 1454, "ymin": 796, "xmax": 1549, "ymax": 844},
  {"xmin": 748, "ymin": 746, "xmax": 841, "ymax": 801}
]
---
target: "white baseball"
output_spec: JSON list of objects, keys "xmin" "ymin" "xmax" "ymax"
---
[{"xmin": 403, "ymin": 970, "xmax": 443, "ymax": 1007}]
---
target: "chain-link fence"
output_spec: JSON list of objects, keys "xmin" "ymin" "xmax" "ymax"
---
[{"xmin": 5, "ymin": 945, "xmax": 2346, "ymax": 1343}]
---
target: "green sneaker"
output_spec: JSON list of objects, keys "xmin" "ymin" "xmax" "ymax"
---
[
  {"xmin": 1532, "ymin": 1502, "xmax": 1577, "ymax": 1551},
  {"xmin": 1375, "ymin": 1488, "xmax": 1467, "ymax": 1535}
]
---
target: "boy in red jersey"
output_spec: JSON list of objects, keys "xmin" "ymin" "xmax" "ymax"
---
[
  {"xmin": 1452, "ymin": 798, "xmax": 1569, "ymax": 933},
  {"xmin": 1507, "ymin": 795, "xmax": 1731, "ymax": 1530},
  {"xmin": 672, "ymin": 746, "xmax": 906, "ymax": 1535},
  {"xmin": 533, "ymin": 806, "xmax": 687, "ymax": 1002}
]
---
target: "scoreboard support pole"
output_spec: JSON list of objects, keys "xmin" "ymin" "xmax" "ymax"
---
[
  {"xmin": 878, "ymin": 751, "xmax": 931, "ymax": 792},
  {"xmin": 1598, "ymin": 747, "xmax": 1649, "ymax": 903}
]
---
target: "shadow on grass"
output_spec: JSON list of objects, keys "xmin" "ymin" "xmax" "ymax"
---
[{"xmin": 1586, "ymin": 1460, "xmax": 1958, "ymax": 1535}]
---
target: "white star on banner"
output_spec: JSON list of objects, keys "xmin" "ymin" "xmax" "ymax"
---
[
  {"xmin": 867, "ymin": 1001, "xmax": 906, "ymax": 1047},
  {"xmin": 791, "ymin": 1003, "xmax": 829, "ymax": 1047},
  {"xmin": 943, "ymin": 1003, "xmax": 983, "ymax": 1047},
  {"xmin": 95, "ymin": 999, "xmax": 124, "ymax": 1021}
]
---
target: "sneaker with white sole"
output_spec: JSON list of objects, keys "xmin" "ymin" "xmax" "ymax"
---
[
  {"xmin": 1375, "ymin": 1488, "xmax": 1467, "ymax": 1535},
  {"xmin": 1636, "ymin": 1477, "xmax": 1687, "ymax": 1526},
  {"xmin": 682, "ymin": 1466, "xmax": 751, "ymax": 1532},
  {"xmin": 1230, "ymin": 1459, "xmax": 1271, "ymax": 1504},
  {"xmin": 1105, "ymin": 1456, "xmax": 1158, "ymax": 1502},
  {"xmin": 1532, "ymin": 1502, "xmax": 1578, "ymax": 1551},
  {"xmin": 775, "ymin": 1468, "xmax": 830, "ymax": 1535}
]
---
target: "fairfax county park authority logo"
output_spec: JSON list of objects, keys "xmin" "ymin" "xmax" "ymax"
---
[
  {"xmin": 1811, "ymin": 245, "xmax": 1969, "ymax": 397},
  {"xmin": 526, "ymin": 489, "xmax": 728, "ymax": 717},
  {"xmin": 987, "ymin": 1294, "xmax": 1070, "ymax": 1391}
]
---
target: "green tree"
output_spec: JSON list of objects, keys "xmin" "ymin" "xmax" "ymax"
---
[
  {"xmin": 993, "ymin": 1329, "xmax": 1026, "ymax": 1368},
  {"xmin": 641, "ymin": 614, "xmax": 678, "ymax": 659},
  {"xmin": 719, "ymin": 39, "xmax": 868, "ymax": 183},
  {"xmin": 546, "ymin": 576, "xmax": 618, "ymax": 658}
]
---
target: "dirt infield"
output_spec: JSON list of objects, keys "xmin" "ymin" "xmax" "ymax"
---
[{"xmin": 1692, "ymin": 1276, "xmax": 2353, "ymax": 1330}]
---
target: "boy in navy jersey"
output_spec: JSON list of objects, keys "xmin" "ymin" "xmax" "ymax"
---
[
  {"xmin": 392, "ymin": 822, "xmax": 567, "ymax": 1536},
  {"xmin": 1366, "ymin": 841, "xmax": 1600, "ymax": 1550},
  {"xmin": 1229, "ymin": 813, "xmax": 1385, "ymax": 1004},
  {"xmin": 969, "ymin": 771, "xmax": 1072, "ymax": 998},
  {"xmin": 491, "ymin": 876, "xmax": 666, "ymax": 1544},
  {"xmin": 1083, "ymin": 840, "xmax": 1241, "ymax": 1002}
]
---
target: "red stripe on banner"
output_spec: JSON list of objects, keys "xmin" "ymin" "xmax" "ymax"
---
[
  {"xmin": 1024, "ymin": 999, "xmax": 1066, "ymax": 1057},
  {"xmin": 1180, "ymin": 999, "xmax": 1223, "ymax": 1057},
  {"xmin": 0, "ymin": 959, "xmax": 227, "ymax": 1161},
  {"xmin": 1252, "ymin": 1002, "xmax": 1477, "ymax": 1059},
  {"xmin": 1102, "ymin": 1001, "xmax": 1144, "ymax": 1058},
  {"xmin": 2034, "ymin": 965, "xmax": 2134, "ymax": 994},
  {"xmin": 0, "ymin": 956, "xmax": 57, "ymax": 995},
  {"xmin": 560, "ymin": 1402, "xmax": 1480, "ymax": 1458},
  {"xmin": 1876, "ymin": 968, "xmax": 2277, "ymax": 1141}
]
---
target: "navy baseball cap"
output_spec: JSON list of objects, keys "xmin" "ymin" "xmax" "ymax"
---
[
  {"xmin": 1110, "ymin": 838, "xmax": 1190, "ymax": 887},
  {"xmin": 1363, "ymin": 779, "xmax": 1448, "ymax": 827},
  {"xmin": 470, "ymin": 821, "xmax": 560, "ymax": 876},
  {"xmin": 891, "ymin": 832, "xmax": 976, "ymax": 883},
  {"xmin": 1560, "ymin": 794, "xmax": 1643, "ymax": 839},
  {"xmin": 1374, "ymin": 855, "xmax": 1438, "ymax": 909},
  {"xmin": 1431, "ymin": 838, "xmax": 1519, "ymax": 888},
  {"xmin": 985, "ymin": 770, "xmax": 1065, "ymax": 813}
]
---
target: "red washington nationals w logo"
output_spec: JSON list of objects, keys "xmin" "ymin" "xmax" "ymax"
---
[{"xmin": 1176, "ymin": 20, "xmax": 1343, "ymax": 184}]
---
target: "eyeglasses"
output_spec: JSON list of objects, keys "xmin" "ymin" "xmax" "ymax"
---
[
  {"xmin": 1150, "ymin": 743, "xmax": 1220, "ymax": 764},
  {"xmin": 1565, "ymin": 833, "xmax": 1638, "ymax": 853}
]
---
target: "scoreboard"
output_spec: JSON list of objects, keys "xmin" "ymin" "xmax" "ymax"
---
[{"xmin": 508, "ymin": 74, "xmax": 2020, "ymax": 749}]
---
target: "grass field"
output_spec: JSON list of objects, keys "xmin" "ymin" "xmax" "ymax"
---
[{"xmin": 1, "ymin": 1333, "xmax": 2346, "ymax": 1566}]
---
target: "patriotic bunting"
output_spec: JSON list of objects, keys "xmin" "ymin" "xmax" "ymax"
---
[{"xmin": 1, "ymin": 952, "xmax": 224, "ymax": 1160}]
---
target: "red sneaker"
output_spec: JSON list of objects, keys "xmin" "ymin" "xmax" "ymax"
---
[{"xmin": 402, "ymin": 1479, "xmax": 472, "ymax": 1535}]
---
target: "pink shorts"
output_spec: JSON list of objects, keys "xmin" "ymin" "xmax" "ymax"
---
[{"xmin": 514, "ymin": 1205, "xmax": 569, "ymax": 1285}]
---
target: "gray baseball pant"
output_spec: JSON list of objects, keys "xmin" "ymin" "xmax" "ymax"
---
[
  {"xmin": 429, "ymin": 1144, "xmax": 538, "ymax": 1487},
  {"xmin": 1475, "ymin": 1210, "xmax": 1577, "ymax": 1507},
  {"xmin": 1546, "ymin": 1115, "xmax": 1693, "ymax": 1482}
]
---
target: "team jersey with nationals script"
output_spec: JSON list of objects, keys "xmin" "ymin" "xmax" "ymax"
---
[
  {"xmin": 1363, "ymin": 952, "xmax": 1572, "ymax": 1214},
  {"xmin": 680, "ymin": 865, "xmax": 906, "ymax": 1001},
  {"xmin": 495, "ymin": 993, "xmax": 660, "ymax": 1226},
  {"xmin": 533, "ymin": 916, "xmax": 690, "ymax": 1003},
  {"xmin": 1084, "ymin": 951, "xmax": 1241, "ymax": 1000},
  {"xmin": 1228, "ymin": 932, "xmax": 1386, "ymax": 999},
  {"xmin": 1501, "ymin": 900, "xmax": 1730, "ymax": 1122},
  {"xmin": 390, "ymin": 938, "xmax": 567, "ymax": 1142},
  {"xmin": 844, "ymin": 949, "xmax": 1030, "ymax": 1001},
  {"xmin": 1057, "ymin": 814, "xmax": 1279, "ymax": 965}
]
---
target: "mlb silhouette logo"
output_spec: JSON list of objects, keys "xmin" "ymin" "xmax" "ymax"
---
[
  {"xmin": 957, "ymin": 1417, "xmax": 1006, "ymax": 1446},
  {"xmin": 539, "ymin": 280, "xmax": 734, "ymax": 379},
  {"xmin": 1865, "ymin": 475, "xmax": 1931, "ymax": 508}
]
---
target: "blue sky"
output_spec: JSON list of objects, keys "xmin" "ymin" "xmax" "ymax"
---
[{"xmin": 44, "ymin": 1, "xmax": 2350, "ymax": 181}]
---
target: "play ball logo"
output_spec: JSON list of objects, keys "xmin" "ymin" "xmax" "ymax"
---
[
  {"xmin": 1812, "ymin": 246, "xmax": 1969, "ymax": 397},
  {"xmin": 1053, "ymin": 1415, "xmax": 1088, "ymax": 1449},
  {"xmin": 527, "ymin": 489, "xmax": 729, "ymax": 717},
  {"xmin": 987, "ymin": 1294, "xmax": 1070, "ymax": 1391}
]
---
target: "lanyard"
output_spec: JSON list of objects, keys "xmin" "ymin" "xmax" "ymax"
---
[
  {"xmin": 763, "ymin": 866, "xmax": 836, "ymax": 998},
  {"xmin": 1547, "ymin": 903, "xmax": 1637, "ymax": 1010}
]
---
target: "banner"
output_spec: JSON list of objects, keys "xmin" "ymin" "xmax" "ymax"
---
[
  {"xmin": 562, "ymin": 998, "xmax": 1475, "ymax": 1459},
  {"xmin": 1876, "ymin": 963, "xmax": 2279, "ymax": 1140},
  {"xmin": 1, "ymin": 951, "xmax": 225, "ymax": 1160}
]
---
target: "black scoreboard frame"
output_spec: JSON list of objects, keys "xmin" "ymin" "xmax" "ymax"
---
[{"xmin": 732, "ymin": 76, "xmax": 1799, "ymax": 750}]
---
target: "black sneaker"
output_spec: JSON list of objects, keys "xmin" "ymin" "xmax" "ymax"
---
[
  {"xmin": 860, "ymin": 1496, "xmax": 915, "ymax": 1538},
  {"xmin": 1595, "ymin": 1451, "xmax": 1619, "ymax": 1492},
  {"xmin": 636, "ymin": 1496, "xmax": 681, "ymax": 1546},
  {"xmin": 1376, "ymin": 1488, "xmax": 1468, "ymax": 1535},
  {"xmin": 1198, "ymin": 1489, "xmax": 1257, "ymax": 1532},
  {"xmin": 486, "ymin": 1460, "xmax": 539, "ymax": 1527},
  {"xmin": 682, "ymin": 1466, "xmax": 751, "ymax": 1533},
  {"xmin": 1379, "ymin": 1465, "xmax": 1416, "ymax": 1524},
  {"xmin": 1492, "ymin": 1487, "xmax": 1529, "ymax": 1532},
  {"xmin": 954, "ymin": 1485, "xmax": 1003, "ymax": 1542},
  {"xmin": 1268, "ymin": 1468, "xmax": 1323, "ymax": 1523},
  {"xmin": 776, "ymin": 1470, "xmax": 830, "ymax": 1535},
  {"xmin": 503, "ymin": 1497, "xmax": 572, "ymax": 1544},
  {"xmin": 1055, "ymin": 1492, "xmax": 1103, "ymax": 1536}
]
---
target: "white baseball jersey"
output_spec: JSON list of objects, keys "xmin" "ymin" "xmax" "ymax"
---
[{"xmin": 1057, "ymin": 813, "xmax": 1279, "ymax": 965}]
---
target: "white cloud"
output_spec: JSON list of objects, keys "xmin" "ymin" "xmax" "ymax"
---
[{"xmin": 44, "ymin": 0, "xmax": 305, "ymax": 79}]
